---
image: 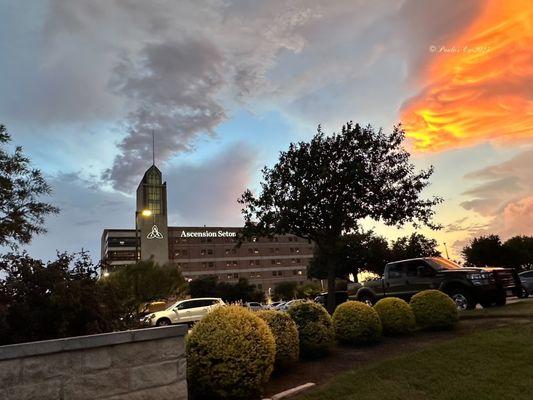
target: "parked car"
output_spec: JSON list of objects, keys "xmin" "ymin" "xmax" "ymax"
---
[
  {"xmin": 143, "ymin": 298, "xmax": 225, "ymax": 327},
  {"xmin": 314, "ymin": 291, "xmax": 349, "ymax": 311},
  {"xmin": 277, "ymin": 299, "xmax": 305, "ymax": 311},
  {"xmin": 244, "ymin": 302, "xmax": 264, "ymax": 311},
  {"xmin": 268, "ymin": 301, "xmax": 284, "ymax": 309},
  {"xmin": 273, "ymin": 301, "xmax": 287, "ymax": 310},
  {"xmin": 519, "ymin": 271, "xmax": 533, "ymax": 297},
  {"xmin": 356, "ymin": 257, "xmax": 522, "ymax": 311}
]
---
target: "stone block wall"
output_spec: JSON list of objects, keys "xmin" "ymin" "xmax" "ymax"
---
[{"xmin": 0, "ymin": 325, "xmax": 187, "ymax": 400}]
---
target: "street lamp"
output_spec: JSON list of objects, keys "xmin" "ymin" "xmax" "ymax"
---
[{"xmin": 135, "ymin": 208, "xmax": 153, "ymax": 261}]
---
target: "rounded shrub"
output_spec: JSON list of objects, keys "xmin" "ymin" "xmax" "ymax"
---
[
  {"xmin": 287, "ymin": 301, "xmax": 334, "ymax": 358},
  {"xmin": 186, "ymin": 305, "xmax": 275, "ymax": 400},
  {"xmin": 374, "ymin": 297, "xmax": 416, "ymax": 335},
  {"xmin": 332, "ymin": 301, "xmax": 382, "ymax": 345},
  {"xmin": 410, "ymin": 290, "xmax": 459, "ymax": 330},
  {"xmin": 256, "ymin": 310, "xmax": 299, "ymax": 370}
]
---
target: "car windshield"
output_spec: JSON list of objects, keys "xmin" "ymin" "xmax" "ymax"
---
[{"xmin": 426, "ymin": 257, "xmax": 462, "ymax": 271}]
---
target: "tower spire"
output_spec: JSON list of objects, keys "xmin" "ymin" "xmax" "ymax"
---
[{"xmin": 152, "ymin": 129, "xmax": 155, "ymax": 166}]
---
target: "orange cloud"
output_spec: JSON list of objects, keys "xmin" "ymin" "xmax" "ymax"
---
[{"xmin": 401, "ymin": 0, "xmax": 533, "ymax": 152}]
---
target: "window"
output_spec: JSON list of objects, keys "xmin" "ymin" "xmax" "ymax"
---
[
  {"xmin": 201, "ymin": 249, "xmax": 213, "ymax": 256},
  {"xmin": 293, "ymin": 270, "xmax": 297, "ymax": 275},
  {"xmin": 387, "ymin": 263, "xmax": 405, "ymax": 279},
  {"xmin": 272, "ymin": 271, "xmax": 277, "ymax": 276},
  {"xmin": 225, "ymin": 248, "xmax": 236, "ymax": 255},
  {"xmin": 174, "ymin": 249, "xmax": 187, "ymax": 256},
  {"xmin": 298, "ymin": 270, "xmax": 303, "ymax": 275},
  {"xmin": 233, "ymin": 273, "xmax": 239, "ymax": 279},
  {"xmin": 291, "ymin": 259, "xmax": 297, "ymax": 264},
  {"xmin": 278, "ymin": 270, "xmax": 283, "ymax": 276}
]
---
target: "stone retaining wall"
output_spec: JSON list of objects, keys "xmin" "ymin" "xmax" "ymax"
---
[{"xmin": 0, "ymin": 325, "xmax": 188, "ymax": 400}]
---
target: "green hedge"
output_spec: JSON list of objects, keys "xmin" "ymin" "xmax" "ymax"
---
[
  {"xmin": 287, "ymin": 301, "xmax": 335, "ymax": 358},
  {"xmin": 374, "ymin": 297, "xmax": 416, "ymax": 335},
  {"xmin": 410, "ymin": 290, "xmax": 459, "ymax": 330},
  {"xmin": 186, "ymin": 305, "xmax": 275, "ymax": 399},
  {"xmin": 257, "ymin": 310, "xmax": 299, "ymax": 370},
  {"xmin": 332, "ymin": 301, "xmax": 382, "ymax": 345}
]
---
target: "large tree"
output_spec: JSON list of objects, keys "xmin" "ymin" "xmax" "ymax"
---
[
  {"xmin": 462, "ymin": 235, "xmax": 505, "ymax": 268},
  {"xmin": 0, "ymin": 124, "xmax": 59, "ymax": 248},
  {"xmin": 390, "ymin": 232, "xmax": 441, "ymax": 261},
  {"xmin": 239, "ymin": 122, "xmax": 441, "ymax": 312}
]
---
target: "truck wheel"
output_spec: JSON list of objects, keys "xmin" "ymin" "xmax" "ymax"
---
[
  {"xmin": 447, "ymin": 288, "xmax": 475, "ymax": 311},
  {"xmin": 358, "ymin": 293, "xmax": 376, "ymax": 306}
]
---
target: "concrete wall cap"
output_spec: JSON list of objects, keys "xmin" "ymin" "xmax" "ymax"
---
[{"xmin": 0, "ymin": 325, "xmax": 187, "ymax": 361}]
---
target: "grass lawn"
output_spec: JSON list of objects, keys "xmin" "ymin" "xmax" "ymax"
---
[{"xmin": 296, "ymin": 322, "xmax": 533, "ymax": 400}]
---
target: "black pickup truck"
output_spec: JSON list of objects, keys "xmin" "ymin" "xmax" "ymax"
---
[{"xmin": 356, "ymin": 257, "xmax": 522, "ymax": 310}]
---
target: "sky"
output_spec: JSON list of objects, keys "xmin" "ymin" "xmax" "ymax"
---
[{"xmin": 0, "ymin": 0, "xmax": 532, "ymax": 262}]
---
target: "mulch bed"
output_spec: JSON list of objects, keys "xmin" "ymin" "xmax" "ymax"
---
[{"xmin": 264, "ymin": 317, "xmax": 533, "ymax": 397}]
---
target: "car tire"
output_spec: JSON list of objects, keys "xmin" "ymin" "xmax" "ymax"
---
[
  {"xmin": 155, "ymin": 318, "xmax": 171, "ymax": 327},
  {"xmin": 447, "ymin": 287, "xmax": 476, "ymax": 311},
  {"xmin": 357, "ymin": 293, "xmax": 376, "ymax": 306}
]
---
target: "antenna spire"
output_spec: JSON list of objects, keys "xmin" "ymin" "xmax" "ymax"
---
[{"xmin": 152, "ymin": 129, "xmax": 155, "ymax": 166}]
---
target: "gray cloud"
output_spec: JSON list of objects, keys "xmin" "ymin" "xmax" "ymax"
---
[{"xmin": 104, "ymin": 38, "xmax": 227, "ymax": 191}]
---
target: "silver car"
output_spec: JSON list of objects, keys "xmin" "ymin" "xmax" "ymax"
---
[{"xmin": 519, "ymin": 271, "xmax": 533, "ymax": 296}]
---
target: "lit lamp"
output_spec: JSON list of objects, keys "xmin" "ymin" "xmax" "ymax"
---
[{"xmin": 135, "ymin": 208, "xmax": 153, "ymax": 261}]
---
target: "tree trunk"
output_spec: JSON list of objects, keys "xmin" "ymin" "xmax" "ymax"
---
[{"xmin": 326, "ymin": 258, "xmax": 336, "ymax": 314}]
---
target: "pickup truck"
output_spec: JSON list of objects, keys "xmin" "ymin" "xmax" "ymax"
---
[{"xmin": 355, "ymin": 257, "xmax": 522, "ymax": 310}]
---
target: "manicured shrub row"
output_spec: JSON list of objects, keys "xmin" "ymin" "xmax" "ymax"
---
[
  {"xmin": 409, "ymin": 289, "xmax": 459, "ymax": 330},
  {"xmin": 186, "ymin": 290, "xmax": 459, "ymax": 399},
  {"xmin": 287, "ymin": 301, "xmax": 335, "ymax": 358},
  {"xmin": 256, "ymin": 310, "xmax": 300, "ymax": 369},
  {"xmin": 186, "ymin": 305, "xmax": 275, "ymax": 400},
  {"xmin": 333, "ymin": 301, "xmax": 382, "ymax": 344},
  {"xmin": 374, "ymin": 297, "xmax": 415, "ymax": 335}
]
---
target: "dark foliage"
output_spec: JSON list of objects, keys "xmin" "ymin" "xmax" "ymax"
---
[
  {"xmin": 101, "ymin": 260, "xmax": 187, "ymax": 324},
  {"xmin": 239, "ymin": 122, "xmax": 441, "ymax": 312},
  {"xmin": 389, "ymin": 232, "xmax": 441, "ymax": 261},
  {"xmin": 462, "ymin": 234, "xmax": 533, "ymax": 271},
  {"xmin": 0, "ymin": 124, "xmax": 59, "ymax": 248},
  {"xmin": 0, "ymin": 252, "xmax": 120, "ymax": 345},
  {"xmin": 188, "ymin": 276, "xmax": 265, "ymax": 303}
]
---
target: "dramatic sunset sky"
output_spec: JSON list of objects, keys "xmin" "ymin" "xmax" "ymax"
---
[{"xmin": 1, "ymin": 0, "xmax": 532, "ymax": 261}]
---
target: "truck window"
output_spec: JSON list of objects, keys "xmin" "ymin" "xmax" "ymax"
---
[
  {"xmin": 387, "ymin": 264, "xmax": 405, "ymax": 279},
  {"xmin": 406, "ymin": 262, "xmax": 418, "ymax": 277}
]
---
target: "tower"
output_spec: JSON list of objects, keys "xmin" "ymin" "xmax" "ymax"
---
[{"xmin": 135, "ymin": 164, "xmax": 169, "ymax": 266}]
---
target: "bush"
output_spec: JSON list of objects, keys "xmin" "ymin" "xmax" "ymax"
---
[
  {"xmin": 287, "ymin": 301, "xmax": 334, "ymax": 358},
  {"xmin": 410, "ymin": 290, "xmax": 459, "ymax": 330},
  {"xmin": 186, "ymin": 305, "xmax": 275, "ymax": 400},
  {"xmin": 332, "ymin": 301, "xmax": 382, "ymax": 345},
  {"xmin": 256, "ymin": 310, "xmax": 299, "ymax": 369},
  {"xmin": 373, "ymin": 297, "xmax": 415, "ymax": 335}
]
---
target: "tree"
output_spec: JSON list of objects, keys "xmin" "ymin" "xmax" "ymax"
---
[
  {"xmin": 295, "ymin": 282, "xmax": 322, "ymax": 299},
  {"xmin": 102, "ymin": 260, "xmax": 187, "ymax": 323},
  {"xmin": 308, "ymin": 230, "xmax": 389, "ymax": 281},
  {"xmin": 272, "ymin": 281, "xmax": 298, "ymax": 301},
  {"xmin": 502, "ymin": 236, "xmax": 533, "ymax": 271},
  {"xmin": 0, "ymin": 252, "xmax": 121, "ymax": 345},
  {"xmin": 0, "ymin": 124, "xmax": 59, "ymax": 248},
  {"xmin": 240, "ymin": 122, "xmax": 441, "ymax": 312},
  {"xmin": 462, "ymin": 235, "xmax": 505, "ymax": 267},
  {"xmin": 389, "ymin": 233, "xmax": 441, "ymax": 261},
  {"xmin": 187, "ymin": 276, "xmax": 265, "ymax": 303}
]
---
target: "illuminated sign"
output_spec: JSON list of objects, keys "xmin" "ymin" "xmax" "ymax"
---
[
  {"xmin": 147, "ymin": 225, "xmax": 164, "ymax": 239},
  {"xmin": 180, "ymin": 230, "xmax": 237, "ymax": 238}
]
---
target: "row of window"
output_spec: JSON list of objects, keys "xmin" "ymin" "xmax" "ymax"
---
[
  {"xmin": 168, "ymin": 235, "xmax": 302, "ymax": 244},
  {"xmin": 173, "ymin": 248, "xmax": 306, "ymax": 257},
  {"xmin": 176, "ymin": 259, "xmax": 304, "ymax": 269},
  {"xmin": 222, "ymin": 269, "xmax": 304, "ymax": 280}
]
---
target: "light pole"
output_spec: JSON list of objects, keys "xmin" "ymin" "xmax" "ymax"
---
[{"xmin": 135, "ymin": 209, "xmax": 152, "ymax": 261}]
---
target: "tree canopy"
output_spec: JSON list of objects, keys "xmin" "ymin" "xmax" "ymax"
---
[
  {"xmin": 462, "ymin": 235, "xmax": 533, "ymax": 271},
  {"xmin": 188, "ymin": 276, "xmax": 265, "ymax": 303},
  {"xmin": 240, "ymin": 122, "xmax": 441, "ymax": 311},
  {"xmin": 0, "ymin": 124, "xmax": 59, "ymax": 248}
]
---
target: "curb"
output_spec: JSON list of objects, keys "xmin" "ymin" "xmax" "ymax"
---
[{"xmin": 263, "ymin": 382, "xmax": 316, "ymax": 400}]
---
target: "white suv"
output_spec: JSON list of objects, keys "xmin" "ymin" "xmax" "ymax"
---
[{"xmin": 144, "ymin": 298, "xmax": 224, "ymax": 327}]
